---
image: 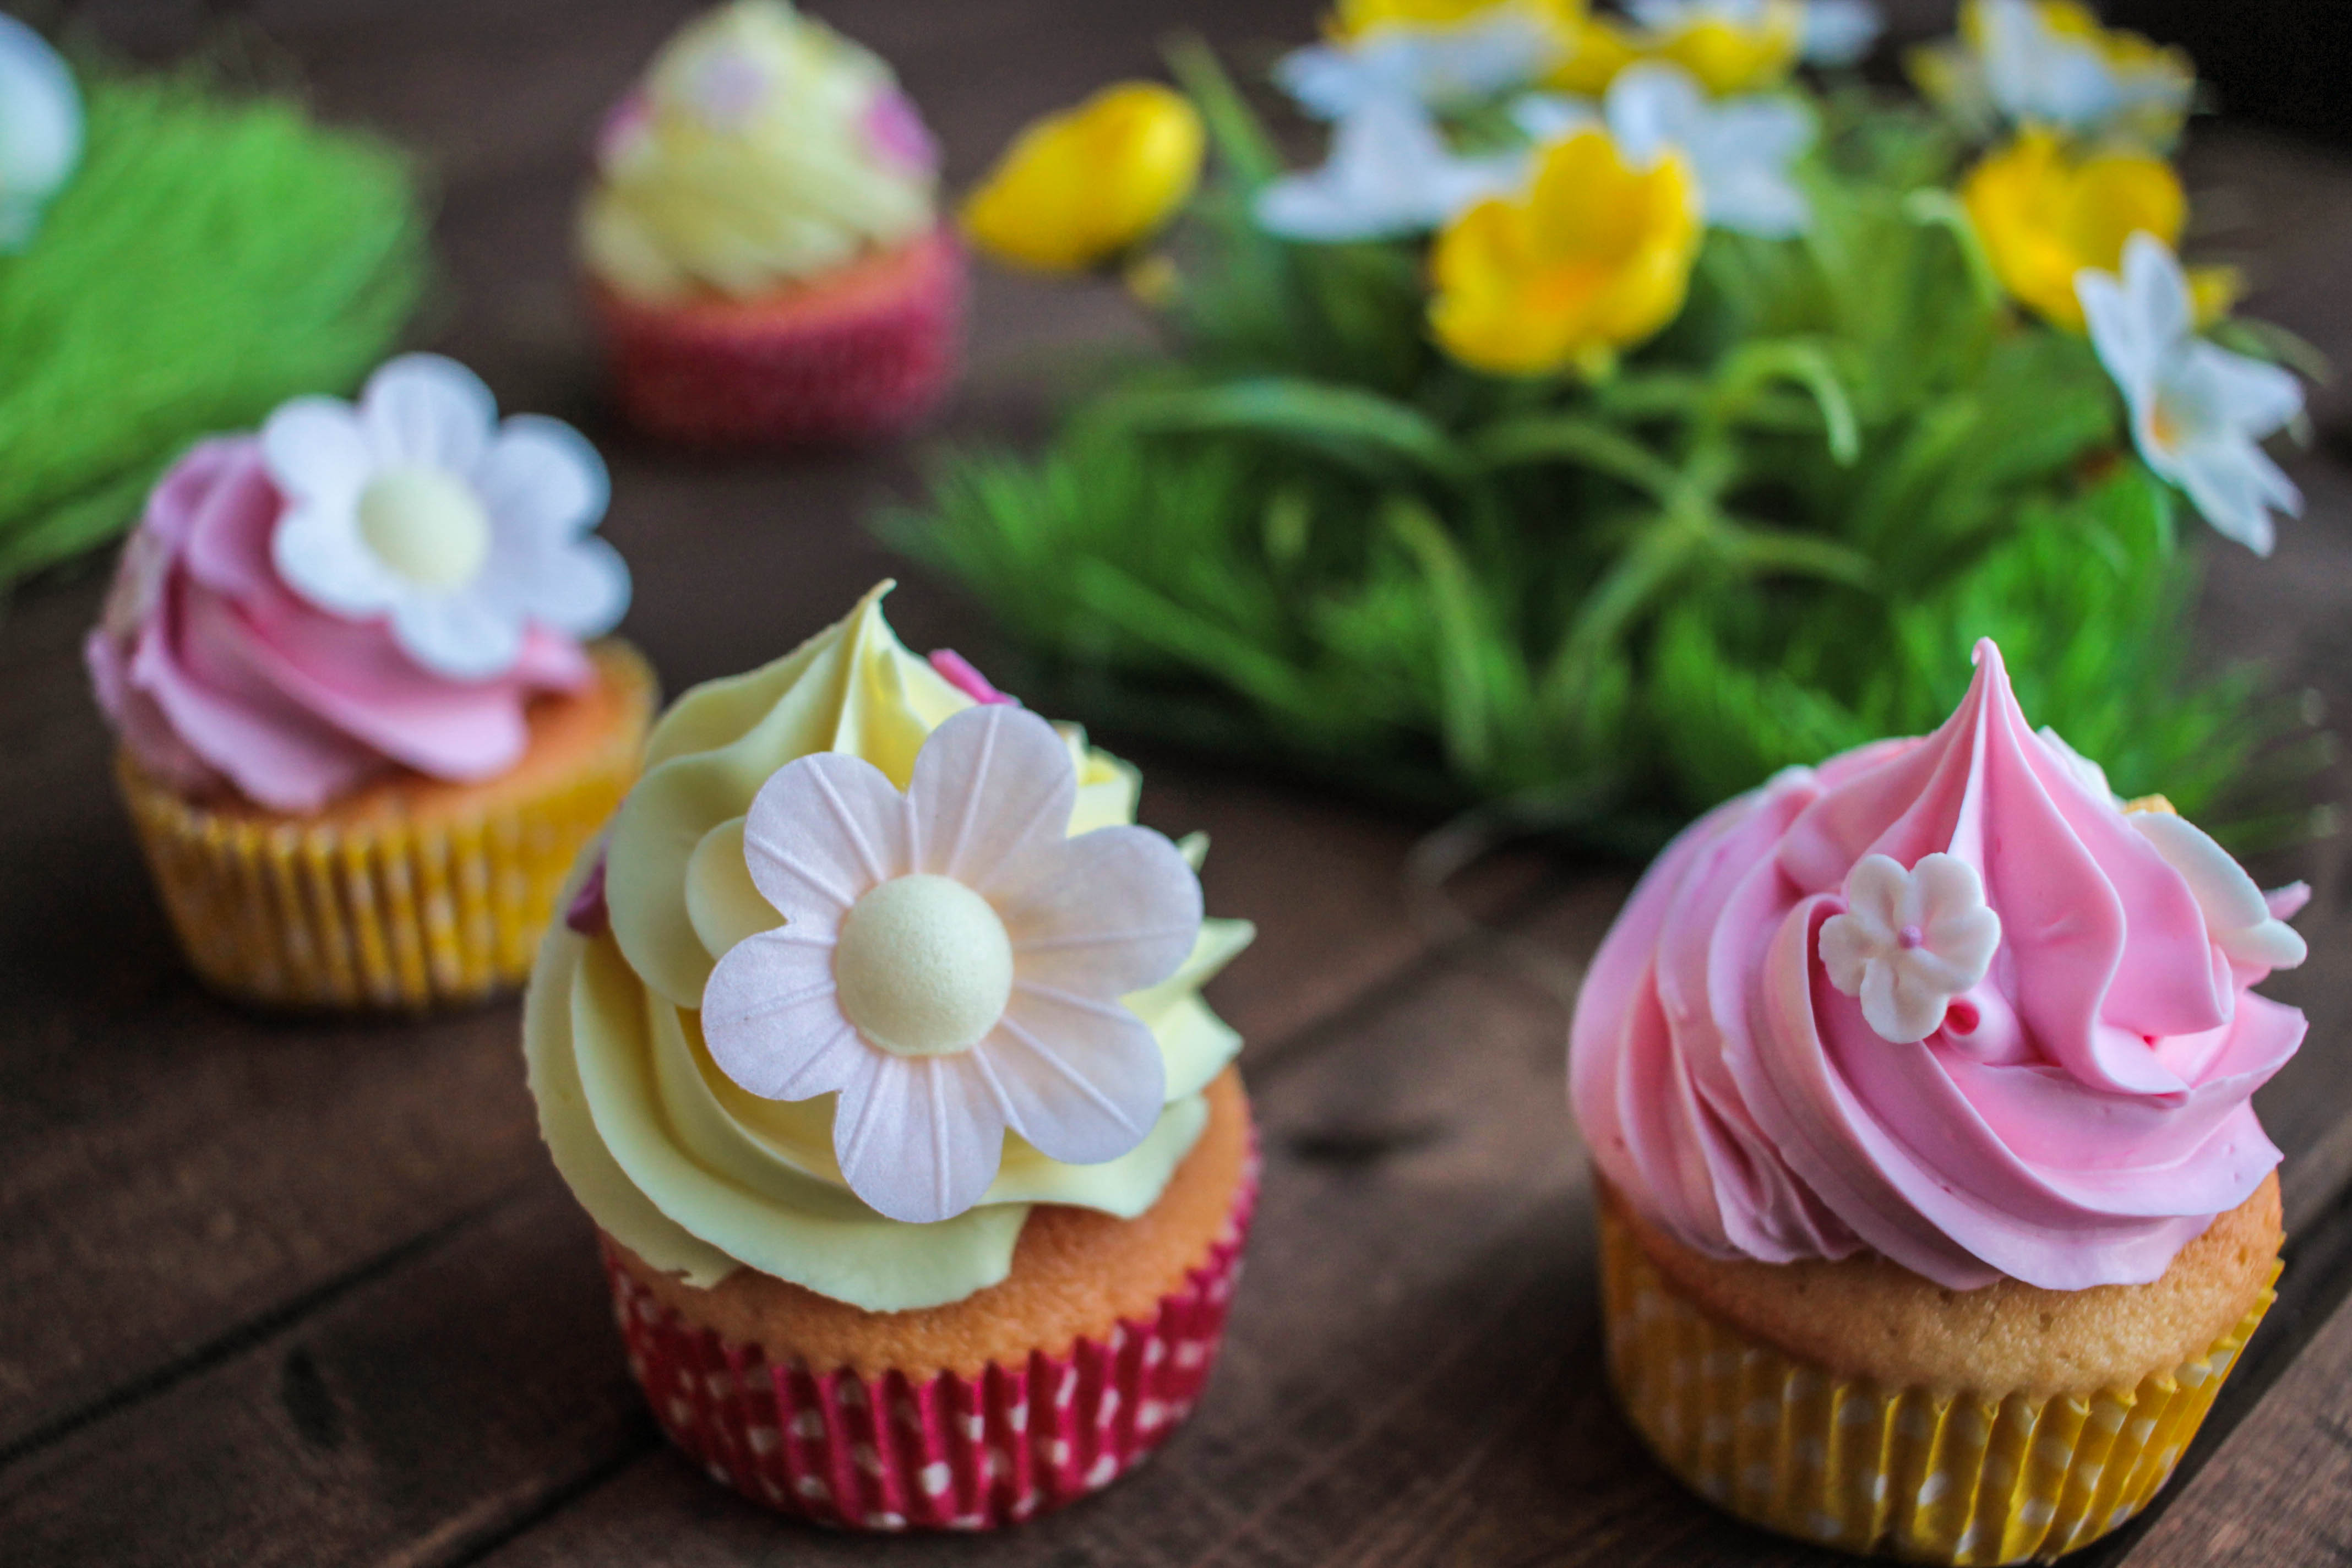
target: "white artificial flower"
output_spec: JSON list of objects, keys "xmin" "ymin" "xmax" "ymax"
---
[
  {"xmin": 1275, "ymin": 7, "xmax": 1557, "ymax": 119},
  {"xmin": 1518, "ymin": 62, "xmax": 1812, "ymax": 238},
  {"xmin": 1256, "ymin": 94, "xmax": 1524, "ymax": 243},
  {"xmin": 2127, "ymin": 811, "xmax": 2309, "ymax": 973},
  {"xmin": 1819, "ymin": 852, "xmax": 2003, "ymax": 1044},
  {"xmin": 1625, "ymin": 0, "xmax": 1883, "ymax": 68},
  {"xmin": 1973, "ymin": 0, "xmax": 2189, "ymax": 139},
  {"xmin": 264, "ymin": 355, "xmax": 631, "ymax": 679},
  {"xmin": 0, "ymin": 14, "xmax": 83, "ymax": 252},
  {"xmin": 2078, "ymin": 233, "xmax": 2304, "ymax": 557},
  {"xmin": 700, "ymin": 704, "xmax": 1204, "ymax": 1225}
]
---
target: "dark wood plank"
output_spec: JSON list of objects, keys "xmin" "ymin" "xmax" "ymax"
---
[
  {"xmin": 0, "ymin": 883, "xmax": 1627, "ymax": 1568},
  {"xmin": 2117, "ymin": 1205, "xmax": 2352, "ymax": 1567}
]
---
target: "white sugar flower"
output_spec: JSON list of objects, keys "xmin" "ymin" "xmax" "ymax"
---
[
  {"xmin": 1275, "ymin": 7, "xmax": 1556, "ymax": 120},
  {"xmin": 2128, "ymin": 810, "xmax": 2309, "ymax": 974},
  {"xmin": 1517, "ymin": 62, "xmax": 1812, "ymax": 238},
  {"xmin": 1256, "ymin": 94, "xmax": 1524, "ymax": 243},
  {"xmin": 2079, "ymin": 233, "xmax": 2304, "ymax": 557},
  {"xmin": 1625, "ymin": 0, "xmax": 1883, "ymax": 68},
  {"xmin": 264, "ymin": 355, "xmax": 631, "ymax": 679},
  {"xmin": 1973, "ymin": 0, "xmax": 2190, "ymax": 141},
  {"xmin": 701, "ymin": 704, "xmax": 1204, "ymax": 1225},
  {"xmin": 0, "ymin": 14, "xmax": 83, "ymax": 252},
  {"xmin": 1819, "ymin": 853, "xmax": 2003, "ymax": 1044}
]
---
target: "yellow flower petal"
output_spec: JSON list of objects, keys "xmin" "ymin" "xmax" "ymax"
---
[
  {"xmin": 1960, "ymin": 128, "xmax": 2184, "ymax": 330},
  {"xmin": 1430, "ymin": 129, "xmax": 1700, "ymax": 377},
  {"xmin": 961, "ymin": 83, "xmax": 1204, "ymax": 273},
  {"xmin": 1331, "ymin": 0, "xmax": 1586, "ymax": 40},
  {"xmin": 1543, "ymin": 1, "xmax": 1798, "ymax": 97}
]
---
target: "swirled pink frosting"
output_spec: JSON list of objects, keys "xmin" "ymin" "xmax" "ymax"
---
[
  {"xmin": 85, "ymin": 437, "xmax": 592, "ymax": 813},
  {"xmin": 1571, "ymin": 641, "xmax": 2308, "ymax": 1291}
]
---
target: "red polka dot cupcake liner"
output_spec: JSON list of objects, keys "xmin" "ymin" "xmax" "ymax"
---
[{"xmin": 601, "ymin": 1152, "xmax": 1257, "ymax": 1531}]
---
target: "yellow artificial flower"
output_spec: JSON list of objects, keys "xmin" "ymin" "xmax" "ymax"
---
[
  {"xmin": 1430, "ymin": 129, "xmax": 1701, "ymax": 377},
  {"xmin": 1330, "ymin": 0, "xmax": 1585, "ymax": 40},
  {"xmin": 961, "ymin": 83, "xmax": 1204, "ymax": 273},
  {"xmin": 1548, "ymin": 1, "xmax": 1800, "ymax": 97},
  {"xmin": 1961, "ymin": 128, "xmax": 2233, "ymax": 330}
]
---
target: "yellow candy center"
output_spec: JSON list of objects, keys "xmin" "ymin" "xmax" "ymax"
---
[
  {"xmin": 357, "ymin": 468, "xmax": 492, "ymax": 591},
  {"xmin": 833, "ymin": 874, "xmax": 1014, "ymax": 1057}
]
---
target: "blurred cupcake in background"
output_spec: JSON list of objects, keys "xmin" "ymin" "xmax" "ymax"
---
[
  {"xmin": 580, "ymin": 0, "xmax": 963, "ymax": 447},
  {"xmin": 87, "ymin": 354, "xmax": 655, "ymax": 1010}
]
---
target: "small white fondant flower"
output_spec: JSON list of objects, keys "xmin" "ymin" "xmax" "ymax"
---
[
  {"xmin": 2078, "ymin": 233, "xmax": 2304, "ymax": 557},
  {"xmin": 1256, "ymin": 94, "xmax": 1523, "ymax": 243},
  {"xmin": 1275, "ymin": 8, "xmax": 1556, "ymax": 120},
  {"xmin": 1625, "ymin": 0, "xmax": 1882, "ymax": 68},
  {"xmin": 0, "ymin": 14, "xmax": 83, "ymax": 252},
  {"xmin": 1518, "ymin": 63, "xmax": 1812, "ymax": 238},
  {"xmin": 701, "ymin": 704, "xmax": 1204, "ymax": 1225},
  {"xmin": 2128, "ymin": 810, "xmax": 2309, "ymax": 973},
  {"xmin": 1819, "ymin": 853, "xmax": 2003, "ymax": 1044},
  {"xmin": 1974, "ymin": 0, "xmax": 2188, "ymax": 139},
  {"xmin": 264, "ymin": 355, "xmax": 630, "ymax": 679}
]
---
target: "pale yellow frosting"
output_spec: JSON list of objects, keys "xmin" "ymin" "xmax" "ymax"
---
[
  {"xmin": 524, "ymin": 584, "xmax": 1253, "ymax": 1310},
  {"xmin": 580, "ymin": 0, "xmax": 939, "ymax": 303}
]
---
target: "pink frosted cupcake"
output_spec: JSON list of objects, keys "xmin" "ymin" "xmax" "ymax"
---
[
  {"xmin": 86, "ymin": 354, "xmax": 654, "ymax": 1009},
  {"xmin": 580, "ymin": 0, "xmax": 962, "ymax": 447},
  {"xmin": 1572, "ymin": 640, "xmax": 2308, "ymax": 1563}
]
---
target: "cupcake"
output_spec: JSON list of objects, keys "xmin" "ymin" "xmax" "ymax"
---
[
  {"xmin": 580, "ymin": 0, "xmax": 962, "ymax": 447},
  {"xmin": 1571, "ymin": 640, "xmax": 2308, "ymax": 1564},
  {"xmin": 524, "ymin": 584, "xmax": 1257, "ymax": 1530},
  {"xmin": 86, "ymin": 354, "xmax": 652, "ymax": 1010}
]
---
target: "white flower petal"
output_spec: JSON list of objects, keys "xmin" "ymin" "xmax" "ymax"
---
[
  {"xmin": 701, "ymin": 925, "xmax": 860, "ymax": 1099},
  {"xmin": 2172, "ymin": 440, "xmax": 2288, "ymax": 557},
  {"xmin": 1801, "ymin": 0, "xmax": 1882, "ymax": 66},
  {"xmin": 1275, "ymin": 14, "xmax": 1555, "ymax": 119},
  {"xmin": 360, "ymin": 353, "xmax": 496, "ymax": 472},
  {"xmin": 475, "ymin": 415, "xmax": 610, "ymax": 546},
  {"xmin": 2182, "ymin": 340, "xmax": 2304, "ymax": 440},
  {"xmin": 388, "ymin": 592, "xmax": 525, "ymax": 680},
  {"xmin": 1842, "ymin": 853, "xmax": 1910, "ymax": 930},
  {"xmin": 2079, "ymin": 266, "xmax": 2158, "ymax": 418},
  {"xmin": 261, "ymin": 399, "xmax": 375, "ymax": 508},
  {"xmin": 508, "ymin": 536, "xmax": 632, "ymax": 637},
  {"xmin": 906, "ymin": 705, "xmax": 1075, "ymax": 892},
  {"xmin": 1817, "ymin": 911, "xmax": 1876, "ymax": 997},
  {"xmin": 741, "ymin": 752, "xmax": 910, "ymax": 928},
  {"xmin": 1928, "ymin": 902, "xmax": 2003, "ymax": 979},
  {"xmin": 1000, "ymin": 825, "xmax": 1204, "ymax": 997},
  {"xmin": 1882, "ymin": 959, "xmax": 1953, "ymax": 1043},
  {"xmin": 833, "ymin": 1055, "xmax": 1004, "ymax": 1223},
  {"xmin": 270, "ymin": 499, "xmax": 401, "ymax": 617},
  {"xmin": 0, "ymin": 15, "xmax": 82, "ymax": 252},
  {"xmin": 1512, "ymin": 92, "xmax": 1598, "ymax": 144},
  {"xmin": 1606, "ymin": 62, "xmax": 1706, "ymax": 168},
  {"xmin": 1858, "ymin": 957, "xmax": 1912, "ymax": 1042},
  {"xmin": 1257, "ymin": 95, "xmax": 1521, "ymax": 243},
  {"xmin": 985, "ymin": 989, "xmax": 1166, "ymax": 1164},
  {"xmin": 2121, "ymin": 233, "xmax": 2191, "ymax": 359}
]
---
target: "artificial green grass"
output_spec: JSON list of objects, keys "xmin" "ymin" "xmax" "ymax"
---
[{"xmin": 0, "ymin": 66, "xmax": 427, "ymax": 589}]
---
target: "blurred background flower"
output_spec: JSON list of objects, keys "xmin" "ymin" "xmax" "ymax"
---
[{"xmin": 961, "ymin": 82, "xmax": 1204, "ymax": 271}]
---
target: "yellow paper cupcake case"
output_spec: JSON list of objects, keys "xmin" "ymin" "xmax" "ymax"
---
[
  {"xmin": 1600, "ymin": 1204, "xmax": 2277, "ymax": 1565},
  {"xmin": 116, "ymin": 644, "xmax": 655, "ymax": 1010}
]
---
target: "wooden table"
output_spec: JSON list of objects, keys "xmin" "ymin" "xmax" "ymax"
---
[{"xmin": 5, "ymin": 3, "xmax": 2349, "ymax": 1564}]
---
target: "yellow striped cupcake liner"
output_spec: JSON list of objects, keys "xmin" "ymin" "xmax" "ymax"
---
[
  {"xmin": 1600, "ymin": 1202, "xmax": 2277, "ymax": 1565},
  {"xmin": 116, "ymin": 643, "xmax": 655, "ymax": 1011}
]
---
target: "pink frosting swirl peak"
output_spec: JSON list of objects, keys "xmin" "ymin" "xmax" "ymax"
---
[
  {"xmin": 1571, "ymin": 640, "xmax": 2307, "ymax": 1291},
  {"xmin": 86, "ymin": 437, "xmax": 593, "ymax": 813}
]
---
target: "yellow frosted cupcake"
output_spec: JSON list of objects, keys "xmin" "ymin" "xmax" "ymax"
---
[
  {"xmin": 524, "ymin": 585, "xmax": 1257, "ymax": 1529},
  {"xmin": 580, "ymin": 0, "xmax": 962, "ymax": 446},
  {"xmin": 86, "ymin": 354, "xmax": 652, "ymax": 1009},
  {"xmin": 1571, "ymin": 640, "xmax": 2309, "ymax": 1563}
]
